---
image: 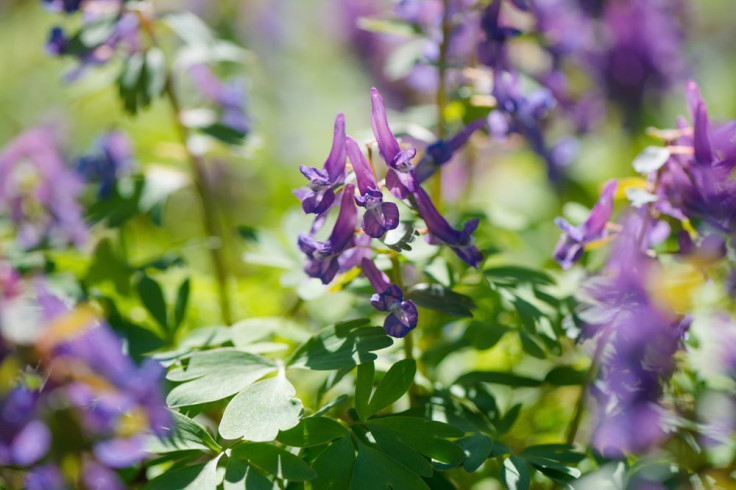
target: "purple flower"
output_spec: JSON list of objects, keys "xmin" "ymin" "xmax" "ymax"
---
[
  {"xmin": 0, "ymin": 128, "xmax": 88, "ymax": 249},
  {"xmin": 82, "ymin": 460, "xmax": 125, "ymax": 490},
  {"xmin": 346, "ymin": 136, "xmax": 400, "ymax": 238},
  {"xmin": 294, "ymin": 114, "xmax": 347, "ymax": 214},
  {"xmin": 298, "ymin": 183, "xmax": 358, "ymax": 284},
  {"xmin": 188, "ymin": 64, "xmax": 251, "ymax": 135},
  {"xmin": 42, "ymin": 0, "xmax": 84, "ymax": 13},
  {"xmin": 412, "ymin": 186, "xmax": 482, "ymax": 268},
  {"xmin": 361, "ymin": 259, "xmax": 418, "ymax": 338},
  {"xmin": 370, "ymin": 88, "xmax": 417, "ymax": 199},
  {"xmin": 553, "ymin": 179, "xmax": 618, "ymax": 269},
  {"xmin": 676, "ymin": 231, "xmax": 726, "ymax": 265},
  {"xmin": 477, "ymin": 0, "xmax": 521, "ymax": 70},
  {"xmin": 414, "ymin": 119, "xmax": 486, "ymax": 183},
  {"xmin": 579, "ymin": 214, "xmax": 688, "ymax": 455},
  {"xmin": 0, "ymin": 388, "xmax": 50, "ymax": 467},
  {"xmin": 76, "ymin": 131, "xmax": 134, "ymax": 197},
  {"xmin": 26, "ymin": 465, "xmax": 66, "ymax": 490}
]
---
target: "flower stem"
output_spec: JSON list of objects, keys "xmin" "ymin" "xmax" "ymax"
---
[
  {"xmin": 431, "ymin": 0, "xmax": 451, "ymax": 206},
  {"xmin": 164, "ymin": 78, "xmax": 234, "ymax": 325}
]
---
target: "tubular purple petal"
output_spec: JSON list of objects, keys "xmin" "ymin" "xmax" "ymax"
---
[
  {"xmin": 346, "ymin": 136, "xmax": 376, "ymax": 196},
  {"xmin": 370, "ymin": 88, "xmax": 402, "ymax": 165}
]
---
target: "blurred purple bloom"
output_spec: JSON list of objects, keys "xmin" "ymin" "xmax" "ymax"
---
[
  {"xmin": 0, "ymin": 128, "xmax": 88, "ymax": 249},
  {"xmin": 43, "ymin": 0, "xmax": 84, "ymax": 13},
  {"xmin": 76, "ymin": 131, "xmax": 134, "ymax": 197},
  {"xmin": 82, "ymin": 460, "xmax": 125, "ymax": 490},
  {"xmin": 26, "ymin": 465, "xmax": 66, "ymax": 490},
  {"xmin": 371, "ymin": 88, "xmax": 417, "ymax": 199},
  {"xmin": 415, "ymin": 119, "xmax": 486, "ymax": 183},
  {"xmin": 412, "ymin": 186, "xmax": 482, "ymax": 267},
  {"xmin": 189, "ymin": 64, "xmax": 251, "ymax": 135},
  {"xmin": 361, "ymin": 258, "xmax": 418, "ymax": 338},
  {"xmin": 553, "ymin": 179, "xmax": 618, "ymax": 269},
  {"xmin": 0, "ymin": 388, "xmax": 50, "ymax": 467},
  {"xmin": 298, "ymin": 183, "xmax": 358, "ymax": 284},
  {"xmin": 477, "ymin": 0, "xmax": 521, "ymax": 70},
  {"xmin": 580, "ymin": 214, "xmax": 688, "ymax": 455},
  {"xmin": 346, "ymin": 136, "xmax": 399, "ymax": 238},
  {"xmin": 294, "ymin": 114, "xmax": 347, "ymax": 214},
  {"xmin": 676, "ymin": 231, "xmax": 726, "ymax": 265}
]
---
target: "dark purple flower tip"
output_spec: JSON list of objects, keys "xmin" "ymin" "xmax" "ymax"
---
[
  {"xmin": 46, "ymin": 27, "xmax": 67, "ymax": 56},
  {"xmin": 361, "ymin": 201, "xmax": 400, "ymax": 238},
  {"xmin": 508, "ymin": 0, "xmax": 530, "ymax": 11},
  {"xmin": 370, "ymin": 88, "xmax": 402, "ymax": 165},
  {"xmin": 324, "ymin": 113, "xmax": 347, "ymax": 182},
  {"xmin": 383, "ymin": 300, "xmax": 418, "ymax": 338},
  {"xmin": 385, "ymin": 168, "xmax": 416, "ymax": 200},
  {"xmin": 361, "ymin": 258, "xmax": 390, "ymax": 293},
  {"xmin": 43, "ymin": 0, "xmax": 83, "ymax": 13},
  {"xmin": 693, "ymin": 101, "xmax": 714, "ymax": 165},
  {"xmin": 412, "ymin": 186, "xmax": 482, "ymax": 267},
  {"xmin": 346, "ymin": 136, "xmax": 377, "ymax": 196},
  {"xmin": 361, "ymin": 259, "xmax": 417, "ymax": 338}
]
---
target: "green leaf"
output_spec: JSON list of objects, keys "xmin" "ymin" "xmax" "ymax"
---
[
  {"xmin": 354, "ymin": 362, "xmax": 374, "ymax": 421},
  {"xmin": 407, "ymin": 284, "xmax": 475, "ymax": 317},
  {"xmin": 454, "ymin": 371, "xmax": 542, "ymax": 388},
  {"xmin": 218, "ymin": 372, "xmax": 303, "ymax": 441},
  {"xmin": 288, "ymin": 319, "xmax": 393, "ymax": 371},
  {"xmin": 166, "ymin": 349, "xmax": 276, "ymax": 407},
  {"xmin": 502, "ymin": 456, "xmax": 531, "ymax": 490},
  {"xmin": 349, "ymin": 443, "xmax": 429, "ymax": 490},
  {"xmin": 496, "ymin": 404, "xmax": 522, "ymax": 434},
  {"xmin": 364, "ymin": 359, "xmax": 416, "ymax": 418},
  {"xmin": 145, "ymin": 47, "xmax": 168, "ymax": 102},
  {"xmin": 145, "ymin": 410, "xmax": 221, "ymax": 454},
  {"xmin": 199, "ymin": 123, "xmax": 247, "ymax": 145},
  {"xmin": 79, "ymin": 15, "xmax": 117, "ymax": 47},
  {"xmin": 85, "ymin": 238, "xmax": 131, "ymax": 295},
  {"xmin": 369, "ymin": 425, "xmax": 433, "ymax": 477},
  {"xmin": 145, "ymin": 457, "xmax": 219, "ymax": 490},
  {"xmin": 485, "ymin": 266, "xmax": 555, "ymax": 287},
  {"xmin": 118, "ymin": 52, "xmax": 145, "ymax": 114},
  {"xmin": 519, "ymin": 444, "xmax": 584, "ymax": 464},
  {"xmin": 457, "ymin": 433, "xmax": 495, "ymax": 472},
  {"xmin": 519, "ymin": 331, "xmax": 546, "ymax": 359},
  {"xmin": 173, "ymin": 278, "xmax": 190, "ymax": 332},
  {"xmin": 137, "ymin": 274, "xmax": 168, "ymax": 333},
  {"xmin": 312, "ymin": 394, "xmax": 350, "ymax": 417},
  {"xmin": 223, "ymin": 458, "xmax": 275, "ymax": 490},
  {"xmin": 232, "ymin": 443, "xmax": 316, "ymax": 481},
  {"xmin": 366, "ymin": 417, "xmax": 465, "ymax": 466},
  {"xmin": 312, "ymin": 436, "xmax": 355, "ymax": 489},
  {"xmin": 543, "ymin": 366, "xmax": 586, "ymax": 386},
  {"xmin": 276, "ymin": 417, "xmax": 347, "ymax": 447}
]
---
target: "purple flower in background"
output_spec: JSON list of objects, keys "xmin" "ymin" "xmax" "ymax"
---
[
  {"xmin": 477, "ymin": 0, "xmax": 521, "ymax": 70},
  {"xmin": 579, "ymin": 214, "xmax": 688, "ymax": 455},
  {"xmin": 676, "ymin": 231, "xmax": 726, "ymax": 265},
  {"xmin": 371, "ymin": 88, "xmax": 417, "ymax": 199},
  {"xmin": 189, "ymin": 64, "xmax": 251, "ymax": 135},
  {"xmin": 298, "ymin": 183, "xmax": 358, "ymax": 284},
  {"xmin": 26, "ymin": 465, "xmax": 66, "ymax": 490},
  {"xmin": 43, "ymin": 0, "xmax": 84, "ymax": 13},
  {"xmin": 0, "ymin": 388, "xmax": 50, "ymax": 467},
  {"xmin": 553, "ymin": 179, "xmax": 617, "ymax": 269},
  {"xmin": 76, "ymin": 131, "xmax": 134, "ymax": 197},
  {"xmin": 82, "ymin": 460, "xmax": 125, "ymax": 490},
  {"xmin": 415, "ymin": 119, "xmax": 486, "ymax": 183},
  {"xmin": 361, "ymin": 259, "xmax": 418, "ymax": 338},
  {"xmin": 294, "ymin": 114, "xmax": 347, "ymax": 214},
  {"xmin": 0, "ymin": 128, "xmax": 88, "ymax": 249},
  {"xmin": 346, "ymin": 136, "xmax": 400, "ymax": 238},
  {"xmin": 413, "ymin": 186, "xmax": 482, "ymax": 267}
]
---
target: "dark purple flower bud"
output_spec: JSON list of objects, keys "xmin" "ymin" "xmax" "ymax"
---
[
  {"xmin": 294, "ymin": 113, "xmax": 347, "ymax": 214},
  {"xmin": 415, "ymin": 119, "xmax": 486, "ymax": 183},
  {"xmin": 346, "ymin": 136, "xmax": 400, "ymax": 238},
  {"xmin": 298, "ymin": 184, "xmax": 358, "ymax": 284},
  {"xmin": 412, "ymin": 186, "xmax": 483, "ymax": 268},
  {"xmin": 370, "ymin": 88, "xmax": 417, "ymax": 199},
  {"xmin": 361, "ymin": 259, "xmax": 418, "ymax": 338},
  {"xmin": 43, "ymin": 0, "xmax": 84, "ymax": 14},
  {"xmin": 76, "ymin": 131, "xmax": 134, "ymax": 198},
  {"xmin": 553, "ymin": 179, "xmax": 618, "ymax": 269},
  {"xmin": 45, "ymin": 27, "xmax": 67, "ymax": 55},
  {"xmin": 477, "ymin": 0, "xmax": 521, "ymax": 70}
]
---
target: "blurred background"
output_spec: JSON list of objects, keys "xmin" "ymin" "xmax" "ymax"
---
[{"xmin": 1, "ymin": 0, "xmax": 736, "ymax": 335}]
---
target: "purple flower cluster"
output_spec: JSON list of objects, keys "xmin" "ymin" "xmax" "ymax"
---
[
  {"xmin": 296, "ymin": 88, "xmax": 483, "ymax": 337},
  {"xmin": 0, "ymin": 277, "xmax": 170, "ymax": 489},
  {"xmin": 76, "ymin": 131, "xmax": 134, "ymax": 198},
  {"xmin": 554, "ymin": 80, "xmax": 736, "ymax": 455},
  {"xmin": 0, "ymin": 128, "xmax": 88, "ymax": 249},
  {"xmin": 188, "ymin": 64, "xmax": 251, "ymax": 136},
  {"xmin": 44, "ymin": 0, "xmax": 142, "ymax": 80}
]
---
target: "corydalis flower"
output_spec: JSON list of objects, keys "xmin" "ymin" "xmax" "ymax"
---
[
  {"xmin": 76, "ymin": 131, "xmax": 134, "ymax": 198},
  {"xmin": 553, "ymin": 179, "xmax": 617, "ymax": 269},
  {"xmin": 298, "ymin": 183, "xmax": 357, "ymax": 284},
  {"xmin": 294, "ymin": 114, "xmax": 347, "ymax": 214},
  {"xmin": 370, "ymin": 88, "xmax": 417, "ymax": 199},
  {"xmin": 414, "ymin": 119, "xmax": 486, "ymax": 183},
  {"xmin": 346, "ymin": 136, "xmax": 399, "ymax": 238},
  {"xmin": 477, "ymin": 0, "xmax": 521, "ymax": 70},
  {"xmin": 188, "ymin": 64, "xmax": 251, "ymax": 135},
  {"xmin": 361, "ymin": 258, "xmax": 418, "ymax": 338},
  {"xmin": 413, "ymin": 186, "xmax": 482, "ymax": 268},
  {"xmin": 0, "ymin": 128, "xmax": 88, "ymax": 249},
  {"xmin": 0, "ymin": 388, "xmax": 51, "ymax": 467}
]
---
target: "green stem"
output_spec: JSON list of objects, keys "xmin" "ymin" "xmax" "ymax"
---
[
  {"xmin": 164, "ymin": 78, "xmax": 234, "ymax": 325},
  {"xmin": 431, "ymin": 0, "xmax": 451, "ymax": 205}
]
